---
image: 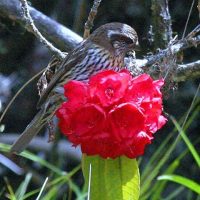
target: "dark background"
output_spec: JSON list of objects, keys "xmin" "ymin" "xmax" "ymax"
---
[{"xmin": 0, "ymin": 0, "xmax": 199, "ymax": 199}]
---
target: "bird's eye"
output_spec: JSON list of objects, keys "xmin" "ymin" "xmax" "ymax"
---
[
  {"xmin": 110, "ymin": 34, "xmax": 134, "ymax": 46},
  {"xmin": 122, "ymin": 36, "xmax": 134, "ymax": 44},
  {"xmin": 112, "ymin": 40, "xmax": 121, "ymax": 49}
]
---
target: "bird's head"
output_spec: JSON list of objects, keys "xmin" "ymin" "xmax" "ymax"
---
[{"xmin": 88, "ymin": 22, "xmax": 139, "ymax": 59}]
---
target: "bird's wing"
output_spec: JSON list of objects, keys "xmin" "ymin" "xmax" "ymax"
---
[{"xmin": 37, "ymin": 43, "xmax": 85, "ymax": 108}]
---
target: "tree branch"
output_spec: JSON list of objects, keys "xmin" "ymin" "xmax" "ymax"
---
[
  {"xmin": 127, "ymin": 59, "xmax": 200, "ymax": 82},
  {"xmin": 84, "ymin": 0, "xmax": 102, "ymax": 38},
  {"xmin": 151, "ymin": 0, "xmax": 173, "ymax": 49},
  {"xmin": 20, "ymin": 0, "xmax": 65, "ymax": 59},
  {"xmin": 0, "ymin": 0, "xmax": 199, "ymax": 82},
  {"xmin": 147, "ymin": 35, "xmax": 200, "ymax": 66},
  {"xmin": 0, "ymin": 0, "xmax": 82, "ymax": 52},
  {"xmin": 176, "ymin": 60, "xmax": 200, "ymax": 82},
  {"xmin": 127, "ymin": 30, "xmax": 200, "ymax": 82}
]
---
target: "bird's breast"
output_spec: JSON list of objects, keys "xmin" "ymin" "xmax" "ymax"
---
[{"xmin": 59, "ymin": 46, "xmax": 124, "ymax": 83}]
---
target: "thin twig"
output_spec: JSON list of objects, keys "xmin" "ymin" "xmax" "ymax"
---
[
  {"xmin": 0, "ymin": 69, "xmax": 44, "ymax": 124},
  {"xmin": 0, "ymin": 0, "xmax": 82, "ymax": 51},
  {"xmin": 20, "ymin": 0, "xmax": 65, "ymax": 59},
  {"xmin": 0, "ymin": 0, "xmax": 199, "ymax": 82},
  {"xmin": 127, "ymin": 25, "xmax": 200, "ymax": 83},
  {"xmin": 83, "ymin": 0, "xmax": 102, "ymax": 39},
  {"xmin": 146, "ymin": 35, "xmax": 200, "ymax": 66},
  {"xmin": 128, "ymin": 58, "xmax": 200, "ymax": 83},
  {"xmin": 128, "ymin": 28, "xmax": 200, "ymax": 69},
  {"xmin": 186, "ymin": 24, "xmax": 200, "ymax": 39},
  {"xmin": 182, "ymin": 0, "xmax": 195, "ymax": 39}
]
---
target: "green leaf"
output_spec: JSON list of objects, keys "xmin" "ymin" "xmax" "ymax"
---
[
  {"xmin": 4, "ymin": 177, "xmax": 17, "ymax": 200},
  {"xmin": 163, "ymin": 186, "xmax": 184, "ymax": 200},
  {"xmin": 82, "ymin": 155, "xmax": 140, "ymax": 200},
  {"xmin": 171, "ymin": 117, "xmax": 200, "ymax": 167},
  {"xmin": 0, "ymin": 143, "xmax": 63, "ymax": 175},
  {"xmin": 151, "ymin": 160, "xmax": 180, "ymax": 200},
  {"xmin": 42, "ymin": 186, "xmax": 58, "ymax": 200},
  {"xmin": 140, "ymin": 104, "xmax": 200, "ymax": 197},
  {"xmin": 157, "ymin": 175, "xmax": 200, "ymax": 194},
  {"xmin": 140, "ymin": 130, "xmax": 173, "ymax": 182},
  {"xmin": 0, "ymin": 187, "xmax": 5, "ymax": 198},
  {"xmin": 15, "ymin": 173, "xmax": 32, "ymax": 200}
]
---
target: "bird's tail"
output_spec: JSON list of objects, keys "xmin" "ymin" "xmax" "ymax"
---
[{"xmin": 11, "ymin": 109, "xmax": 47, "ymax": 154}]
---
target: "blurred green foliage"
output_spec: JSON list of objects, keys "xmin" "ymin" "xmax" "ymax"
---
[{"xmin": 0, "ymin": 0, "xmax": 199, "ymax": 199}]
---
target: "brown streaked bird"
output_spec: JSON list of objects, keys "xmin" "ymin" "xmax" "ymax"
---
[{"xmin": 11, "ymin": 22, "xmax": 139, "ymax": 153}]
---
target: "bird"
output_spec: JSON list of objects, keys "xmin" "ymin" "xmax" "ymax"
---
[{"xmin": 11, "ymin": 22, "xmax": 139, "ymax": 154}]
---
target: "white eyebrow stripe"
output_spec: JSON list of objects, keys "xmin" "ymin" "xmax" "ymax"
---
[
  {"xmin": 107, "ymin": 30, "xmax": 120, "ymax": 38},
  {"xmin": 122, "ymin": 24, "xmax": 127, "ymax": 33}
]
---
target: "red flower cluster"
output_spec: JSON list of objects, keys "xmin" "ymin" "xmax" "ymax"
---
[{"xmin": 56, "ymin": 70, "xmax": 167, "ymax": 158}]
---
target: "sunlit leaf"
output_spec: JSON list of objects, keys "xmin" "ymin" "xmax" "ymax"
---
[
  {"xmin": 158, "ymin": 174, "xmax": 200, "ymax": 194},
  {"xmin": 82, "ymin": 155, "xmax": 140, "ymax": 200}
]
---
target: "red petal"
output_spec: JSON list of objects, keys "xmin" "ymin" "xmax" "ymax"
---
[
  {"xmin": 157, "ymin": 115, "xmax": 167, "ymax": 129},
  {"xmin": 89, "ymin": 70, "xmax": 131, "ymax": 107},
  {"xmin": 108, "ymin": 103, "xmax": 145, "ymax": 141},
  {"xmin": 141, "ymin": 98, "xmax": 167, "ymax": 133},
  {"xmin": 153, "ymin": 79, "xmax": 165, "ymax": 89},
  {"xmin": 64, "ymin": 80, "xmax": 89, "ymax": 112},
  {"xmin": 56, "ymin": 106, "xmax": 72, "ymax": 135},
  {"xmin": 70, "ymin": 104, "xmax": 106, "ymax": 136},
  {"xmin": 123, "ymin": 131, "xmax": 152, "ymax": 158},
  {"xmin": 124, "ymin": 74, "xmax": 164, "ymax": 105},
  {"xmin": 56, "ymin": 71, "xmax": 167, "ymax": 159}
]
